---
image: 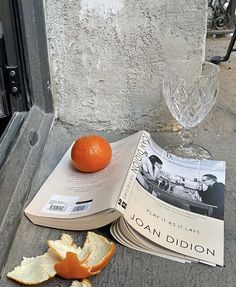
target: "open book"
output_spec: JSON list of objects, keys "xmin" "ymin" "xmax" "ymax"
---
[{"xmin": 25, "ymin": 131, "xmax": 226, "ymax": 266}]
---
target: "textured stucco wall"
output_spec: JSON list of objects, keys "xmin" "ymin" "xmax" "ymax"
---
[{"xmin": 43, "ymin": 0, "xmax": 208, "ymax": 132}]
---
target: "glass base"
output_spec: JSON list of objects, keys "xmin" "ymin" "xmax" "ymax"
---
[{"xmin": 164, "ymin": 144, "xmax": 212, "ymax": 160}]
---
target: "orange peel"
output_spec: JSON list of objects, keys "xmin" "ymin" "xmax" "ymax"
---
[
  {"xmin": 7, "ymin": 232, "xmax": 116, "ymax": 284},
  {"xmin": 82, "ymin": 232, "xmax": 116, "ymax": 272},
  {"xmin": 54, "ymin": 252, "xmax": 100, "ymax": 279},
  {"xmin": 47, "ymin": 233, "xmax": 81, "ymax": 260},
  {"xmin": 70, "ymin": 279, "xmax": 93, "ymax": 287},
  {"xmin": 7, "ymin": 255, "xmax": 54, "ymax": 285}
]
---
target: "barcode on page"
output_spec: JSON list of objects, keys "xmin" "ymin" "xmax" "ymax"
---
[
  {"xmin": 42, "ymin": 194, "xmax": 80, "ymax": 215},
  {"xmin": 71, "ymin": 200, "xmax": 92, "ymax": 213},
  {"xmin": 72, "ymin": 204, "xmax": 90, "ymax": 213},
  {"xmin": 49, "ymin": 204, "xmax": 67, "ymax": 212}
]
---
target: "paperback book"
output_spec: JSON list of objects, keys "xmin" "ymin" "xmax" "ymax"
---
[{"xmin": 25, "ymin": 131, "xmax": 226, "ymax": 266}]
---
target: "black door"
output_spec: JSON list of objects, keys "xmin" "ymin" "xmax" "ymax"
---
[{"xmin": 0, "ymin": 0, "xmax": 30, "ymax": 136}]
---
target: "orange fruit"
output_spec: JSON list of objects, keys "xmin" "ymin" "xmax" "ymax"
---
[
  {"xmin": 71, "ymin": 135, "xmax": 112, "ymax": 173},
  {"xmin": 54, "ymin": 252, "xmax": 100, "ymax": 279}
]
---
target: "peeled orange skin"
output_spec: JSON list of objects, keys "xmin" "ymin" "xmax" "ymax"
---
[
  {"xmin": 90, "ymin": 242, "xmax": 116, "ymax": 272},
  {"xmin": 71, "ymin": 135, "xmax": 112, "ymax": 173},
  {"xmin": 54, "ymin": 252, "xmax": 100, "ymax": 279}
]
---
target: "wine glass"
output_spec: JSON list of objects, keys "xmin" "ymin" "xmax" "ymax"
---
[{"xmin": 162, "ymin": 61, "xmax": 220, "ymax": 159}]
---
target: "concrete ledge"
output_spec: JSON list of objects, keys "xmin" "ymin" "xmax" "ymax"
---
[
  {"xmin": 0, "ymin": 107, "xmax": 53, "ymax": 272},
  {"xmin": 1, "ymin": 117, "xmax": 236, "ymax": 286}
]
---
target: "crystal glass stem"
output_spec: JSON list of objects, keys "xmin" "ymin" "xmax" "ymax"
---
[{"xmin": 179, "ymin": 128, "xmax": 194, "ymax": 149}]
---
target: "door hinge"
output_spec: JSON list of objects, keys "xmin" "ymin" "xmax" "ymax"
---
[{"xmin": 3, "ymin": 66, "xmax": 21, "ymax": 96}]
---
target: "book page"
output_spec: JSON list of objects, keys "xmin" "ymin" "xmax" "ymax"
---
[
  {"xmin": 123, "ymin": 137, "xmax": 226, "ymax": 266},
  {"xmin": 25, "ymin": 131, "xmax": 143, "ymax": 219},
  {"xmin": 111, "ymin": 217, "xmax": 195, "ymax": 264}
]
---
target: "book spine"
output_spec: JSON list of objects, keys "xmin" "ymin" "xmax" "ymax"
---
[{"xmin": 115, "ymin": 131, "xmax": 150, "ymax": 214}]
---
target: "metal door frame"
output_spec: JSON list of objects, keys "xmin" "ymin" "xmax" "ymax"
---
[
  {"xmin": 0, "ymin": 0, "xmax": 29, "ymax": 115},
  {"xmin": 0, "ymin": 0, "xmax": 53, "ymax": 132}
]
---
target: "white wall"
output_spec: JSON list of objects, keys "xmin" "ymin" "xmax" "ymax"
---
[{"xmin": 43, "ymin": 0, "xmax": 208, "ymax": 132}]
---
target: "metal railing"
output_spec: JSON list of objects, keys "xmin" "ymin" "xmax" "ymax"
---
[{"xmin": 207, "ymin": 0, "xmax": 236, "ymax": 34}]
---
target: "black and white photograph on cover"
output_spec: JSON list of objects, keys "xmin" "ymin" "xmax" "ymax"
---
[{"xmin": 136, "ymin": 137, "xmax": 226, "ymax": 220}]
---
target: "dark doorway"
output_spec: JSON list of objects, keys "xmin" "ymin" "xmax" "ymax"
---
[{"xmin": 0, "ymin": 0, "xmax": 30, "ymax": 137}]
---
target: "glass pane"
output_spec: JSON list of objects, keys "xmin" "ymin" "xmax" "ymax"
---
[
  {"xmin": 0, "ymin": 68, "xmax": 9, "ymax": 118},
  {"xmin": 0, "ymin": 21, "xmax": 3, "ymax": 34}
]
